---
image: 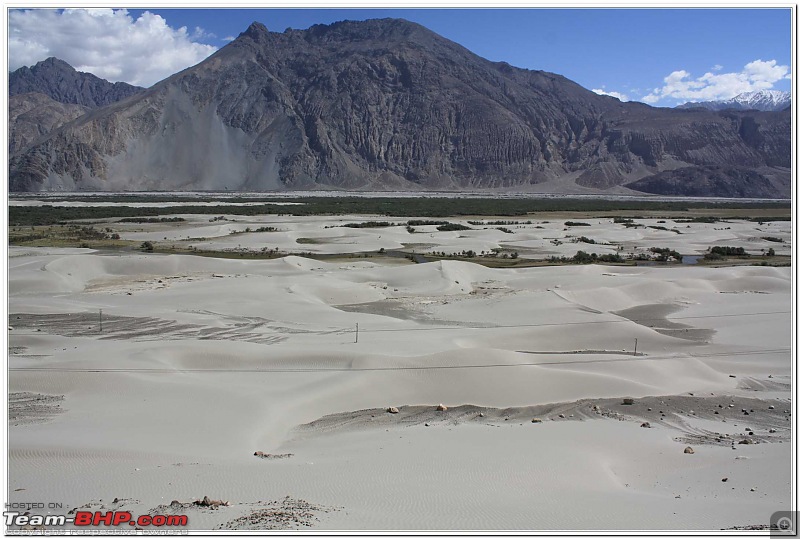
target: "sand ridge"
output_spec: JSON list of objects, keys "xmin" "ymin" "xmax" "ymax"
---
[{"xmin": 6, "ymin": 215, "xmax": 792, "ymax": 531}]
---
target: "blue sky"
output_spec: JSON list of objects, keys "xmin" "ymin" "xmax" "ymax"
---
[{"xmin": 9, "ymin": 8, "xmax": 793, "ymax": 106}]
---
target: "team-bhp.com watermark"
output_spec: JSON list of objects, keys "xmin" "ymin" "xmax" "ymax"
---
[{"xmin": 4, "ymin": 504, "xmax": 188, "ymax": 535}]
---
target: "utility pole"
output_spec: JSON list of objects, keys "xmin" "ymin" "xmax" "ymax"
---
[
  {"xmin": 355, "ymin": 323, "xmax": 359, "ymax": 344},
  {"xmin": 634, "ymin": 338, "xmax": 638, "ymax": 356}
]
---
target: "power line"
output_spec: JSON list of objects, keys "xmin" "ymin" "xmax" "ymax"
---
[
  {"xmin": 356, "ymin": 310, "xmax": 791, "ymax": 333},
  {"xmin": 7, "ymin": 348, "xmax": 791, "ymax": 374}
]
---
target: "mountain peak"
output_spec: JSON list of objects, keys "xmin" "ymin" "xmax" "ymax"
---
[
  {"xmin": 244, "ymin": 21, "xmax": 269, "ymax": 36},
  {"xmin": 738, "ymin": 89, "xmax": 786, "ymax": 98},
  {"xmin": 733, "ymin": 89, "xmax": 790, "ymax": 106},
  {"xmin": 298, "ymin": 17, "xmax": 431, "ymax": 45},
  {"xmin": 9, "ymin": 57, "xmax": 144, "ymax": 108},
  {"xmin": 32, "ymin": 57, "xmax": 75, "ymax": 72},
  {"xmin": 676, "ymin": 89, "xmax": 790, "ymax": 112}
]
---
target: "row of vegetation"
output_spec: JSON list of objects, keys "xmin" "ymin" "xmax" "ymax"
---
[
  {"xmin": 10, "ymin": 225, "xmax": 123, "ymax": 247},
  {"xmin": 117, "ymin": 216, "xmax": 186, "ymax": 223},
  {"xmin": 9, "ymin": 197, "xmax": 790, "ymax": 226},
  {"xmin": 648, "ymin": 225, "xmax": 682, "ymax": 234},
  {"xmin": 467, "ymin": 220, "xmax": 533, "ymax": 225},
  {"xmin": 229, "ymin": 226, "xmax": 278, "ymax": 235},
  {"xmin": 340, "ymin": 221, "xmax": 393, "ymax": 228},
  {"xmin": 547, "ymin": 251, "xmax": 625, "ymax": 264},
  {"xmin": 124, "ymin": 239, "xmax": 782, "ymax": 268},
  {"xmin": 406, "ymin": 219, "xmax": 451, "ymax": 226},
  {"xmin": 428, "ymin": 249, "xmax": 520, "ymax": 260},
  {"xmin": 331, "ymin": 220, "xmax": 515, "ymax": 233},
  {"xmin": 436, "ymin": 223, "xmax": 471, "ymax": 232},
  {"xmin": 704, "ymin": 245, "xmax": 779, "ymax": 260}
]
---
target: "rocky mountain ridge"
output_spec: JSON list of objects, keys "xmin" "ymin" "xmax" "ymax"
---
[
  {"xmin": 8, "ymin": 20, "xmax": 791, "ymax": 197},
  {"xmin": 9, "ymin": 57, "xmax": 144, "ymax": 108},
  {"xmin": 8, "ymin": 92, "xmax": 89, "ymax": 156}
]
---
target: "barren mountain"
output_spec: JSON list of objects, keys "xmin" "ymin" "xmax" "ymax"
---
[
  {"xmin": 9, "ymin": 19, "xmax": 791, "ymax": 196},
  {"xmin": 626, "ymin": 165, "xmax": 790, "ymax": 198},
  {"xmin": 9, "ymin": 92, "xmax": 89, "ymax": 155},
  {"xmin": 9, "ymin": 57, "xmax": 144, "ymax": 108}
]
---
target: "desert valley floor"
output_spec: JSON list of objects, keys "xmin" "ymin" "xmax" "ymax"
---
[{"xmin": 6, "ymin": 203, "xmax": 793, "ymax": 531}]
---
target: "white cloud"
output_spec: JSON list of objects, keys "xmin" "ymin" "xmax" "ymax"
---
[
  {"xmin": 591, "ymin": 88, "xmax": 630, "ymax": 102},
  {"xmin": 711, "ymin": 64, "xmax": 723, "ymax": 71},
  {"xmin": 9, "ymin": 8, "xmax": 218, "ymax": 87},
  {"xmin": 192, "ymin": 26, "xmax": 217, "ymax": 40},
  {"xmin": 643, "ymin": 59, "xmax": 791, "ymax": 105},
  {"xmin": 222, "ymin": 36, "xmax": 237, "ymax": 42}
]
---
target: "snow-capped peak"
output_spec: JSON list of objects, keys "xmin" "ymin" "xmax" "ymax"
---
[
  {"xmin": 731, "ymin": 90, "xmax": 790, "ymax": 109},
  {"xmin": 677, "ymin": 89, "xmax": 791, "ymax": 111}
]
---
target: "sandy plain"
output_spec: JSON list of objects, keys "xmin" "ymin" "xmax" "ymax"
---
[{"xmin": 5, "ymin": 209, "xmax": 794, "ymax": 532}]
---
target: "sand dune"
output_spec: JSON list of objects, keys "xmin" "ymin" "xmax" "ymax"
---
[
  {"xmin": 108, "ymin": 215, "xmax": 792, "ymax": 259},
  {"xmin": 6, "ymin": 217, "xmax": 792, "ymax": 531}
]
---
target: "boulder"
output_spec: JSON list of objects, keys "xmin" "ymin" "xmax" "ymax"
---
[
  {"xmin": 196, "ymin": 496, "xmax": 228, "ymax": 507},
  {"xmin": 684, "ymin": 446, "xmax": 695, "ymax": 454},
  {"xmin": 436, "ymin": 404, "xmax": 448, "ymax": 411},
  {"xmin": 531, "ymin": 418, "xmax": 543, "ymax": 423},
  {"xmin": 640, "ymin": 422, "xmax": 651, "ymax": 428},
  {"xmin": 622, "ymin": 398, "xmax": 635, "ymax": 405},
  {"xmin": 387, "ymin": 407, "xmax": 399, "ymax": 414}
]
